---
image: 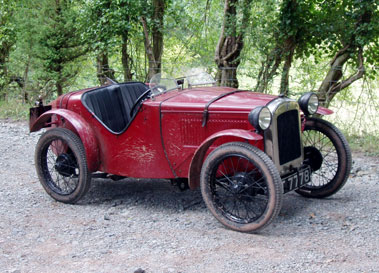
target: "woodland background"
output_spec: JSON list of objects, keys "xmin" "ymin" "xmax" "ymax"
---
[{"xmin": 0, "ymin": 0, "xmax": 378, "ymax": 152}]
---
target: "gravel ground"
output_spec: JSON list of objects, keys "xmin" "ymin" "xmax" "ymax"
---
[{"xmin": 0, "ymin": 120, "xmax": 378, "ymax": 273}]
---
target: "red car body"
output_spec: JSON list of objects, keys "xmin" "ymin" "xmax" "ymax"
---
[
  {"xmin": 30, "ymin": 85, "xmax": 331, "ymax": 186},
  {"xmin": 29, "ymin": 77, "xmax": 350, "ymax": 233}
]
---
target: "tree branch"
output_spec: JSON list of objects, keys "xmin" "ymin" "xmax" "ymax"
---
[
  {"xmin": 329, "ymin": 44, "xmax": 350, "ymax": 65},
  {"xmin": 330, "ymin": 48, "xmax": 365, "ymax": 93},
  {"xmin": 221, "ymin": 39, "xmax": 240, "ymax": 62}
]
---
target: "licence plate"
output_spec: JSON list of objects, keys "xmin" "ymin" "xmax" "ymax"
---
[{"xmin": 282, "ymin": 165, "xmax": 311, "ymax": 193}]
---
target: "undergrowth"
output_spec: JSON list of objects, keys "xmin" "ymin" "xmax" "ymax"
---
[
  {"xmin": 345, "ymin": 133, "xmax": 379, "ymax": 157},
  {"xmin": 0, "ymin": 100, "xmax": 31, "ymax": 120}
]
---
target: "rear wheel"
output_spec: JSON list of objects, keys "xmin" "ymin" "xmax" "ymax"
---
[
  {"xmin": 35, "ymin": 128, "xmax": 91, "ymax": 203},
  {"xmin": 296, "ymin": 117, "xmax": 352, "ymax": 198},
  {"xmin": 200, "ymin": 142, "xmax": 283, "ymax": 233}
]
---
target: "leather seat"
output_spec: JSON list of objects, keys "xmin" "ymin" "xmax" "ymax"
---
[
  {"xmin": 119, "ymin": 82, "xmax": 149, "ymax": 119},
  {"xmin": 82, "ymin": 82, "xmax": 148, "ymax": 134}
]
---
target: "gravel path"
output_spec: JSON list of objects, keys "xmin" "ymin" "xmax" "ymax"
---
[{"xmin": 0, "ymin": 120, "xmax": 378, "ymax": 273}]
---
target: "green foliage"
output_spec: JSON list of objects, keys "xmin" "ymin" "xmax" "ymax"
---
[
  {"xmin": 302, "ymin": 0, "xmax": 378, "ymax": 69},
  {"xmin": 36, "ymin": 0, "xmax": 87, "ymax": 95},
  {"xmin": 0, "ymin": 0, "xmax": 17, "ymax": 96},
  {"xmin": 81, "ymin": 0, "xmax": 141, "ymax": 51},
  {"xmin": 0, "ymin": 0, "xmax": 16, "ymax": 49},
  {"xmin": 0, "ymin": 99, "xmax": 31, "ymax": 120}
]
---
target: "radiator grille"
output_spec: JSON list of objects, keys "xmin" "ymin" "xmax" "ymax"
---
[{"xmin": 277, "ymin": 109, "xmax": 301, "ymax": 165}]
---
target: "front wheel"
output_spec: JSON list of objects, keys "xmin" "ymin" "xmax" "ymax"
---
[
  {"xmin": 35, "ymin": 128, "xmax": 91, "ymax": 204},
  {"xmin": 296, "ymin": 117, "xmax": 352, "ymax": 198},
  {"xmin": 200, "ymin": 142, "xmax": 283, "ymax": 233}
]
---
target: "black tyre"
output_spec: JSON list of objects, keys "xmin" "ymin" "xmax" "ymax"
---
[
  {"xmin": 200, "ymin": 142, "xmax": 283, "ymax": 233},
  {"xmin": 35, "ymin": 128, "xmax": 91, "ymax": 203},
  {"xmin": 296, "ymin": 117, "xmax": 352, "ymax": 198}
]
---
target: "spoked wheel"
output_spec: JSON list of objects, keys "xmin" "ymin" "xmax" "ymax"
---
[
  {"xmin": 200, "ymin": 142, "xmax": 283, "ymax": 233},
  {"xmin": 296, "ymin": 117, "xmax": 352, "ymax": 198},
  {"xmin": 35, "ymin": 128, "xmax": 91, "ymax": 203}
]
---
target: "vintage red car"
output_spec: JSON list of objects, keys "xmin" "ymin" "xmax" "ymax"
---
[{"xmin": 29, "ymin": 71, "xmax": 351, "ymax": 232}]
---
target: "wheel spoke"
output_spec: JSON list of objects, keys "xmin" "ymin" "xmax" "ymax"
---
[
  {"xmin": 209, "ymin": 153, "xmax": 271, "ymax": 224},
  {"xmin": 221, "ymin": 161, "xmax": 229, "ymax": 176},
  {"xmin": 215, "ymin": 178, "xmax": 233, "ymax": 192},
  {"xmin": 41, "ymin": 138, "xmax": 80, "ymax": 195},
  {"xmin": 240, "ymin": 177, "xmax": 266, "ymax": 193},
  {"xmin": 218, "ymin": 169, "xmax": 234, "ymax": 185},
  {"xmin": 229, "ymin": 157, "xmax": 235, "ymax": 174},
  {"xmin": 235, "ymin": 156, "xmax": 241, "ymax": 171},
  {"xmin": 298, "ymin": 118, "xmax": 353, "ymax": 197}
]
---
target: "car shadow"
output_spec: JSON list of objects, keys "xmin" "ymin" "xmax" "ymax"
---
[
  {"xmin": 79, "ymin": 177, "xmax": 351, "ymax": 234},
  {"xmin": 277, "ymin": 191, "xmax": 350, "ymax": 220},
  {"xmin": 80, "ymin": 177, "xmax": 206, "ymax": 212}
]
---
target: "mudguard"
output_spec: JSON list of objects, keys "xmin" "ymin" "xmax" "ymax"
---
[
  {"xmin": 188, "ymin": 129, "xmax": 263, "ymax": 189},
  {"xmin": 30, "ymin": 109, "xmax": 99, "ymax": 172},
  {"xmin": 316, "ymin": 106, "xmax": 333, "ymax": 115}
]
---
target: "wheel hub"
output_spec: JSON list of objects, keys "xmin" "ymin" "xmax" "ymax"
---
[
  {"xmin": 230, "ymin": 173, "xmax": 252, "ymax": 194},
  {"xmin": 55, "ymin": 154, "xmax": 76, "ymax": 177},
  {"xmin": 304, "ymin": 146, "xmax": 323, "ymax": 172}
]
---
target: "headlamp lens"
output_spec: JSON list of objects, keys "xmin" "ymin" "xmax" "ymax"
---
[
  {"xmin": 248, "ymin": 106, "xmax": 272, "ymax": 131},
  {"xmin": 299, "ymin": 92, "xmax": 319, "ymax": 116}
]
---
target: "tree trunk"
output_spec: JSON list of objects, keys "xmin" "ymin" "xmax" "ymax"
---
[
  {"xmin": 121, "ymin": 35, "xmax": 133, "ymax": 82},
  {"xmin": 220, "ymin": 65, "xmax": 239, "ymax": 87},
  {"xmin": 152, "ymin": 0, "xmax": 164, "ymax": 74},
  {"xmin": 22, "ymin": 56, "xmax": 31, "ymax": 103},
  {"xmin": 215, "ymin": 0, "xmax": 251, "ymax": 88},
  {"xmin": 96, "ymin": 52, "xmax": 115, "ymax": 85},
  {"xmin": 56, "ymin": 82, "xmax": 63, "ymax": 97},
  {"xmin": 141, "ymin": 0, "xmax": 165, "ymax": 81},
  {"xmin": 254, "ymin": 46, "xmax": 282, "ymax": 93},
  {"xmin": 141, "ymin": 17, "xmax": 156, "ymax": 80},
  {"xmin": 279, "ymin": 39, "xmax": 296, "ymax": 96}
]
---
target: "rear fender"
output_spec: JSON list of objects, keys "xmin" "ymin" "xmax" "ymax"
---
[
  {"xmin": 30, "ymin": 109, "xmax": 99, "ymax": 172},
  {"xmin": 188, "ymin": 129, "xmax": 263, "ymax": 189}
]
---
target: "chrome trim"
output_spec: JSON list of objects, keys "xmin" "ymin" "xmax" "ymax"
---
[{"xmin": 264, "ymin": 97, "xmax": 304, "ymax": 175}]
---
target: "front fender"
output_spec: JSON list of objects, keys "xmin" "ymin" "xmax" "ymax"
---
[
  {"xmin": 30, "ymin": 109, "xmax": 99, "ymax": 172},
  {"xmin": 188, "ymin": 129, "xmax": 263, "ymax": 189},
  {"xmin": 316, "ymin": 106, "xmax": 333, "ymax": 115}
]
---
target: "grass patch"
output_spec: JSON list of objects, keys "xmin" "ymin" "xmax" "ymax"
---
[
  {"xmin": 344, "ymin": 132, "xmax": 379, "ymax": 156},
  {"xmin": 0, "ymin": 100, "xmax": 31, "ymax": 121}
]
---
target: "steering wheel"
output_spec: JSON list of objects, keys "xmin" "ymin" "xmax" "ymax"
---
[{"xmin": 129, "ymin": 89, "xmax": 152, "ymax": 117}]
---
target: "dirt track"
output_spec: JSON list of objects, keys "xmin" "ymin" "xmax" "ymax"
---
[{"xmin": 0, "ymin": 120, "xmax": 378, "ymax": 273}]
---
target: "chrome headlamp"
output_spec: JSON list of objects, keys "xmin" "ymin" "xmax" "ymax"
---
[
  {"xmin": 248, "ymin": 106, "xmax": 272, "ymax": 131},
  {"xmin": 298, "ymin": 92, "xmax": 319, "ymax": 116}
]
